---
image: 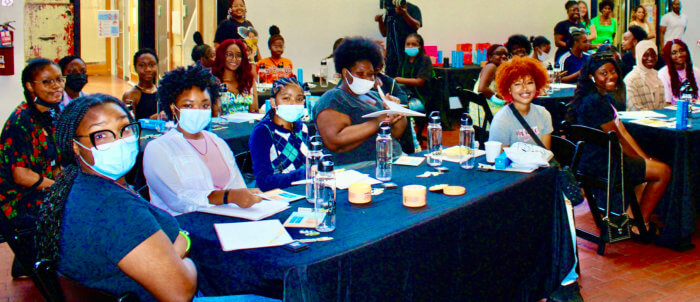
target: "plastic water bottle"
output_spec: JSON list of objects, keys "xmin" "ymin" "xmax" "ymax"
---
[
  {"xmin": 320, "ymin": 60, "xmax": 329, "ymax": 87},
  {"xmin": 305, "ymin": 136, "xmax": 324, "ymax": 204},
  {"xmin": 427, "ymin": 111, "xmax": 443, "ymax": 167},
  {"xmin": 553, "ymin": 62, "xmax": 562, "ymax": 91},
  {"xmin": 680, "ymin": 80, "xmax": 694, "ymax": 127},
  {"xmin": 375, "ymin": 121, "xmax": 392, "ymax": 181},
  {"xmin": 546, "ymin": 63, "xmax": 554, "ymax": 94},
  {"xmin": 257, "ymin": 66, "xmax": 266, "ymax": 84},
  {"xmin": 315, "ymin": 155, "xmax": 336, "ymax": 232},
  {"xmin": 459, "ymin": 113, "xmax": 476, "ymax": 169}
]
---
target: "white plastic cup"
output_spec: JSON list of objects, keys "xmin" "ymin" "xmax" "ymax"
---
[{"xmin": 484, "ymin": 141, "xmax": 503, "ymax": 163}]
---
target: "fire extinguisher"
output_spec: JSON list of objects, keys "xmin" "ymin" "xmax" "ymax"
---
[{"xmin": 0, "ymin": 21, "xmax": 16, "ymax": 76}]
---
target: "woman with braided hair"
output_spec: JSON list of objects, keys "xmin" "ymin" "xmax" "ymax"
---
[
  {"xmin": 36, "ymin": 94, "xmax": 197, "ymax": 301},
  {"xmin": 249, "ymin": 76, "xmax": 308, "ymax": 191},
  {"xmin": 0, "ymin": 59, "xmax": 64, "ymax": 277}
]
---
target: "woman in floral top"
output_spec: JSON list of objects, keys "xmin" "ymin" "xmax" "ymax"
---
[
  {"xmin": 212, "ymin": 39, "xmax": 258, "ymax": 114},
  {"xmin": 0, "ymin": 58, "xmax": 63, "ymax": 277}
]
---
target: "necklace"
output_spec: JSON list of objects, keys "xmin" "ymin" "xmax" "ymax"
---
[
  {"xmin": 136, "ymin": 85, "xmax": 157, "ymax": 94},
  {"xmin": 185, "ymin": 136, "xmax": 209, "ymax": 155}
]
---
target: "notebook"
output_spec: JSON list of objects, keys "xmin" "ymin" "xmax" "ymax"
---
[{"xmin": 214, "ymin": 220, "xmax": 293, "ymax": 251}]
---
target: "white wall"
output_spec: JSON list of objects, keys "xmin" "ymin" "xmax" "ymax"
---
[
  {"xmin": 682, "ymin": 0, "xmax": 700, "ymax": 66},
  {"xmin": 0, "ymin": 0, "xmax": 25, "ymax": 126},
  {"xmin": 246, "ymin": 0, "xmax": 566, "ymax": 77}
]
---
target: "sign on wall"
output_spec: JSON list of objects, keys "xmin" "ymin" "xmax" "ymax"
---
[
  {"xmin": 1, "ymin": 0, "xmax": 14, "ymax": 7},
  {"xmin": 97, "ymin": 10, "xmax": 119, "ymax": 38}
]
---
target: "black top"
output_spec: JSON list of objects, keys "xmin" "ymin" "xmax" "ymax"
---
[
  {"xmin": 214, "ymin": 19, "xmax": 254, "ymax": 43},
  {"xmin": 376, "ymin": 73, "xmax": 409, "ymax": 104},
  {"xmin": 135, "ymin": 89, "xmax": 159, "ymax": 120},
  {"xmin": 384, "ymin": 2, "xmax": 422, "ymax": 77},
  {"xmin": 553, "ymin": 20, "xmax": 585, "ymax": 62},
  {"xmin": 399, "ymin": 54, "xmax": 433, "ymax": 103},
  {"xmin": 575, "ymin": 91, "xmax": 617, "ymax": 176}
]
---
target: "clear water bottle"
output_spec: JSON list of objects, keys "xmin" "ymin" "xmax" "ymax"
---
[
  {"xmin": 680, "ymin": 80, "xmax": 694, "ymax": 127},
  {"xmin": 427, "ymin": 111, "xmax": 443, "ymax": 167},
  {"xmin": 459, "ymin": 113, "xmax": 476, "ymax": 169},
  {"xmin": 546, "ymin": 63, "xmax": 554, "ymax": 94},
  {"xmin": 553, "ymin": 62, "xmax": 562, "ymax": 91},
  {"xmin": 320, "ymin": 60, "xmax": 329, "ymax": 87},
  {"xmin": 306, "ymin": 136, "xmax": 324, "ymax": 204},
  {"xmin": 375, "ymin": 121, "xmax": 392, "ymax": 181},
  {"xmin": 315, "ymin": 155, "xmax": 336, "ymax": 232}
]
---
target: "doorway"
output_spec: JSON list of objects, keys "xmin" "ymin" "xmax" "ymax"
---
[{"xmin": 80, "ymin": 0, "xmax": 112, "ymax": 75}]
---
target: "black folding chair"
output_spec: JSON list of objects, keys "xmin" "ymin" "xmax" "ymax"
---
[
  {"xmin": 0, "ymin": 211, "xmax": 51, "ymax": 298},
  {"xmin": 456, "ymin": 88, "xmax": 493, "ymax": 150},
  {"xmin": 34, "ymin": 260, "xmax": 139, "ymax": 302},
  {"xmin": 569, "ymin": 125, "xmax": 650, "ymax": 255}
]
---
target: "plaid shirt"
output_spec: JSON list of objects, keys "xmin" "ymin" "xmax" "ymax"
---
[{"xmin": 624, "ymin": 70, "xmax": 666, "ymax": 111}]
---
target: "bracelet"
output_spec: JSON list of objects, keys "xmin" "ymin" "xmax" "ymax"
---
[
  {"xmin": 179, "ymin": 230, "xmax": 191, "ymax": 253},
  {"xmin": 223, "ymin": 190, "xmax": 229, "ymax": 205},
  {"xmin": 28, "ymin": 175, "xmax": 44, "ymax": 191}
]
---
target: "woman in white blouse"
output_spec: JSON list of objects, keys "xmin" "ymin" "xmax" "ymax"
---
[{"xmin": 144, "ymin": 65, "xmax": 262, "ymax": 215}]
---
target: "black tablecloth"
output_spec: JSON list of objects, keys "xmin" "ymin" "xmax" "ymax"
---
[
  {"xmin": 534, "ymin": 87, "xmax": 576, "ymax": 133},
  {"xmin": 622, "ymin": 109, "xmax": 700, "ymax": 247},
  {"xmin": 176, "ymin": 158, "xmax": 574, "ymax": 301},
  {"xmin": 139, "ymin": 122, "xmax": 256, "ymax": 155}
]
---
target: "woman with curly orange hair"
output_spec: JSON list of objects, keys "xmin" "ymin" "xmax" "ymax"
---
[{"xmin": 488, "ymin": 56, "xmax": 552, "ymax": 148}]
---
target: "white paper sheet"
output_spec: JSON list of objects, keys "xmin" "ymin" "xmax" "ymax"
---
[
  {"xmin": 221, "ymin": 112, "xmax": 265, "ymax": 123},
  {"xmin": 550, "ymin": 83, "xmax": 577, "ymax": 89},
  {"xmin": 214, "ymin": 220, "xmax": 293, "ymax": 251},
  {"xmin": 361, "ymin": 99, "xmax": 425, "ymax": 118},
  {"xmin": 197, "ymin": 199, "xmax": 290, "ymax": 221},
  {"xmin": 335, "ymin": 170, "xmax": 381, "ymax": 190},
  {"xmin": 424, "ymin": 146, "xmax": 486, "ymax": 163},
  {"xmin": 617, "ymin": 111, "xmax": 667, "ymax": 120}
]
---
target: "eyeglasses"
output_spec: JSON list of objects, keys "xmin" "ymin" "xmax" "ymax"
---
[
  {"xmin": 225, "ymin": 52, "xmax": 243, "ymax": 60},
  {"xmin": 75, "ymin": 122, "xmax": 141, "ymax": 151},
  {"xmin": 670, "ymin": 49, "xmax": 687, "ymax": 56},
  {"xmin": 34, "ymin": 76, "xmax": 66, "ymax": 86}
]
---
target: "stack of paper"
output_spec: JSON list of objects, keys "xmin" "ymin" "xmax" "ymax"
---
[
  {"xmin": 221, "ymin": 112, "xmax": 265, "ymax": 123},
  {"xmin": 214, "ymin": 220, "xmax": 293, "ymax": 251},
  {"xmin": 361, "ymin": 99, "xmax": 425, "ymax": 118},
  {"xmin": 394, "ymin": 155, "xmax": 425, "ymax": 166},
  {"xmin": 197, "ymin": 199, "xmax": 290, "ymax": 220},
  {"xmin": 258, "ymin": 189, "xmax": 306, "ymax": 203},
  {"xmin": 425, "ymin": 146, "xmax": 486, "ymax": 163},
  {"xmin": 617, "ymin": 111, "xmax": 667, "ymax": 120},
  {"xmin": 335, "ymin": 170, "xmax": 381, "ymax": 190}
]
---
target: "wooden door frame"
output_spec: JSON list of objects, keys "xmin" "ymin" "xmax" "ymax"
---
[{"xmin": 84, "ymin": 0, "xmax": 113, "ymax": 75}]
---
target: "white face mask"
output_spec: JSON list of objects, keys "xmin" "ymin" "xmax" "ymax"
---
[
  {"xmin": 344, "ymin": 70, "xmax": 375, "ymax": 95},
  {"xmin": 174, "ymin": 107, "xmax": 211, "ymax": 134},
  {"xmin": 537, "ymin": 49, "xmax": 551, "ymax": 62}
]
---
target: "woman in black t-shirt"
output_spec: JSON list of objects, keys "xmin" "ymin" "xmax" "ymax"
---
[
  {"xmin": 569, "ymin": 53, "xmax": 671, "ymax": 235},
  {"xmin": 214, "ymin": 0, "xmax": 261, "ymax": 61},
  {"xmin": 395, "ymin": 33, "xmax": 432, "ymax": 112}
]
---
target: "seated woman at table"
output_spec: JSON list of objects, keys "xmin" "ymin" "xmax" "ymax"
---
[
  {"xmin": 569, "ymin": 53, "xmax": 671, "ymax": 234},
  {"xmin": 192, "ymin": 31, "xmax": 215, "ymax": 69},
  {"xmin": 213, "ymin": 39, "xmax": 258, "ymax": 114},
  {"xmin": 256, "ymin": 26, "xmax": 294, "ymax": 84},
  {"xmin": 624, "ymin": 40, "xmax": 666, "ymax": 111},
  {"xmin": 506, "ymin": 34, "xmax": 532, "ymax": 58},
  {"xmin": 530, "ymin": 35, "xmax": 552, "ymax": 64},
  {"xmin": 558, "ymin": 31, "xmax": 590, "ymax": 84},
  {"xmin": 122, "ymin": 48, "xmax": 163, "ymax": 120},
  {"xmin": 658, "ymin": 40, "xmax": 699, "ymax": 104},
  {"xmin": 488, "ymin": 56, "xmax": 552, "ymax": 148},
  {"xmin": 1, "ymin": 59, "xmax": 63, "ymax": 278},
  {"xmin": 249, "ymin": 77, "xmax": 308, "ymax": 191},
  {"xmin": 58, "ymin": 55, "xmax": 88, "ymax": 110},
  {"xmin": 473, "ymin": 44, "xmax": 509, "ymax": 124},
  {"xmin": 144, "ymin": 65, "xmax": 262, "ymax": 216},
  {"xmin": 395, "ymin": 33, "xmax": 433, "ymax": 112},
  {"xmin": 35, "ymin": 93, "xmax": 197, "ymax": 301},
  {"xmin": 313, "ymin": 37, "xmax": 406, "ymax": 167}
]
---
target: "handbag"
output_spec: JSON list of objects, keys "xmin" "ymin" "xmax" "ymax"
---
[
  {"xmin": 508, "ymin": 104, "xmax": 585, "ymax": 206},
  {"xmin": 600, "ymin": 135, "xmax": 631, "ymax": 243}
]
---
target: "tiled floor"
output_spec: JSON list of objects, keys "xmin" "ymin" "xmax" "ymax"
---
[{"xmin": 1, "ymin": 76, "xmax": 698, "ymax": 301}]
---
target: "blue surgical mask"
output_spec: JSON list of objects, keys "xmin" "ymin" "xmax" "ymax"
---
[
  {"xmin": 174, "ymin": 107, "xmax": 211, "ymax": 134},
  {"xmin": 405, "ymin": 47, "xmax": 419, "ymax": 57},
  {"xmin": 74, "ymin": 136, "xmax": 139, "ymax": 180},
  {"xmin": 276, "ymin": 104, "xmax": 305, "ymax": 122}
]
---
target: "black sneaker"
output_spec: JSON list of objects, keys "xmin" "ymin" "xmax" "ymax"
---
[
  {"xmin": 548, "ymin": 282, "xmax": 584, "ymax": 302},
  {"xmin": 11, "ymin": 257, "xmax": 28, "ymax": 279}
]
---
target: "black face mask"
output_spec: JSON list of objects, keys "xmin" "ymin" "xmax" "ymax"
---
[
  {"xmin": 33, "ymin": 97, "xmax": 60, "ymax": 110},
  {"xmin": 65, "ymin": 73, "xmax": 88, "ymax": 92}
]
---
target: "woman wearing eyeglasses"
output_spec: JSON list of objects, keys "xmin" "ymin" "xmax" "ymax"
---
[
  {"xmin": 569, "ymin": 54, "xmax": 671, "ymax": 237},
  {"xmin": 249, "ymin": 77, "xmax": 308, "ymax": 191},
  {"xmin": 213, "ymin": 39, "xmax": 258, "ymax": 114},
  {"xmin": 658, "ymin": 40, "xmax": 699, "ymax": 104},
  {"xmin": 144, "ymin": 65, "xmax": 262, "ymax": 216},
  {"xmin": 0, "ymin": 58, "xmax": 64, "ymax": 277}
]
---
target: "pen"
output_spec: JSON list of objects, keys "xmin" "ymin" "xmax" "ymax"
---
[
  {"xmin": 269, "ymin": 229, "xmax": 286, "ymax": 243},
  {"xmin": 297, "ymin": 237, "xmax": 334, "ymax": 243}
]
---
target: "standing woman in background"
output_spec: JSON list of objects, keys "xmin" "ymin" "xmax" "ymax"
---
[
  {"xmin": 0, "ymin": 59, "xmax": 64, "ymax": 277},
  {"xmin": 213, "ymin": 39, "xmax": 258, "ymax": 114},
  {"xmin": 589, "ymin": 0, "xmax": 617, "ymax": 48},
  {"xmin": 658, "ymin": 39, "xmax": 699, "ymax": 104},
  {"xmin": 256, "ymin": 26, "xmax": 294, "ymax": 84},
  {"xmin": 629, "ymin": 5, "xmax": 656, "ymax": 40},
  {"xmin": 122, "ymin": 49, "xmax": 163, "ymax": 120},
  {"xmin": 214, "ymin": 0, "xmax": 262, "ymax": 62},
  {"xmin": 578, "ymin": 1, "xmax": 597, "ymax": 42}
]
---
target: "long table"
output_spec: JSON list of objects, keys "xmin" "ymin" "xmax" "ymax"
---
[
  {"xmin": 622, "ymin": 109, "xmax": 700, "ymax": 249},
  {"xmin": 176, "ymin": 158, "xmax": 575, "ymax": 301}
]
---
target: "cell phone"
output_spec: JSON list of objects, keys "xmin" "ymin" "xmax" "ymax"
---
[
  {"xmin": 284, "ymin": 241, "xmax": 309, "ymax": 252},
  {"xmin": 382, "ymin": 182, "xmax": 398, "ymax": 189}
]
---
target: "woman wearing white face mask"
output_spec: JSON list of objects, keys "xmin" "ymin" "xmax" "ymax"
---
[
  {"xmin": 143, "ymin": 65, "xmax": 262, "ymax": 216},
  {"xmin": 531, "ymin": 36, "xmax": 552, "ymax": 65},
  {"xmin": 249, "ymin": 77, "xmax": 308, "ymax": 191},
  {"xmin": 313, "ymin": 37, "xmax": 407, "ymax": 166}
]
